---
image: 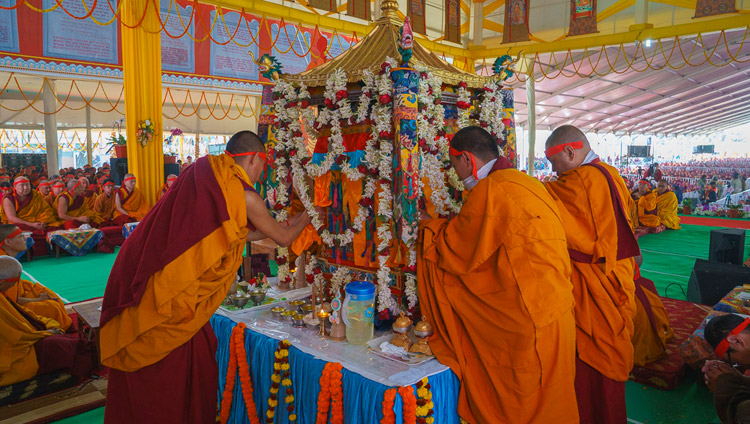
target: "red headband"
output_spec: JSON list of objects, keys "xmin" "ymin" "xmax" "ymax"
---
[
  {"xmin": 71, "ymin": 181, "xmax": 81, "ymax": 191},
  {"xmin": 225, "ymin": 150, "xmax": 267, "ymax": 162},
  {"xmin": 715, "ymin": 318, "xmax": 750, "ymax": 360},
  {"xmin": 123, "ymin": 177, "xmax": 136, "ymax": 183},
  {"xmin": 0, "ymin": 228, "xmax": 22, "ymax": 247},
  {"xmin": 12, "ymin": 179, "xmax": 29, "ymax": 186},
  {"xmin": 103, "ymin": 181, "xmax": 115, "ymax": 187},
  {"xmin": 167, "ymin": 176, "xmax": 177, "ymax": 182},
  {"xmin": 639, "ymin": 179, "xmax": 650, "ymax": 185},
  {"xmin": 38, "ymin": 182, "xmax": 50, "ymax": 187},
  {"xmin": 53, "ymin": 183, "xmax": 64, "ymax": 188},
  {"xmin": 449, "ymin": 147, "xmax": 478, "ymax": 179},
  {"xmin": 545, "ymin": 141, "xmax": 584, "ymax": 157}
]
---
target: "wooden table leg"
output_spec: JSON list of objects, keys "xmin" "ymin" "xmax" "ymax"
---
[{"xmin": 55, "ymin": 244, "xmax": 60, "ymax": 259}]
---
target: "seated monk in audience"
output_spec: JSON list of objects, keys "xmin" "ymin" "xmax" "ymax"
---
[
  {"xmin": 46, "ymin": 181, "xmax": 65, "ymax": 208},
  {"xmin": 631, "ymin": 255, "xmax": 673, "ymax": 366},
  {"xmin": 0, "ymin": 225, "xmax": 72, "ymax": 331},
  {"xmin": 79, "ymin": 177, "xmax": 97, "ymax": 211},
  {"xmin": 656, "ymin": 180, "xmax": 681, "ymax": 230},
  {"xmin": 157, "ymin": 174, "xmax": 178, "ymax": 200},
  {"xmin": 0, "ymin": 182, "xmax": 11, "ymax": 200},
  {"xmin": 113, "ymin": 174, "xmax": 150, "ymax": 225},
  {"xmin": 0, "ymin": 256, "xmax": 94, "ymax": 386},
  {"xmin": 1, "ymin": 176, "xmax": 62, "ymax": 231},
  {"xmin": 56, "ymin": 180, "xmax": 101, "ymax": 229},
  {"xmin": 93, "ymin": 179, "xmax": 117, "ymax": 226},
  {"xmin": 634, "ymin": 179, "xmax": 664, "ymax": 234},
  {"xmin": 37, "ymin": 180, "xmax": 51, "ymax": 198}
]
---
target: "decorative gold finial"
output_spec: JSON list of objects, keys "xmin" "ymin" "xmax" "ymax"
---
[{"xmin": 381, "ymin": 0, "xmax": 399, "ymax": 19}]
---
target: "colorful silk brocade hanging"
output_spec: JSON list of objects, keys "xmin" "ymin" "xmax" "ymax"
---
[
  {"xmin": 391, "ymin": 68, "xmax": 420, "ymax": 251},
  {"xmin": 408, "ymin": 0, "xmax": 427, "ymax": 34},
  {"xmin": 445, "ymin": 0, "xmax": 461, "ymax": 44},
  {"xmin": 503, "ymin": 0, "xmax": 530, "ymax": 43},
  {"xmin": 694, "ymin": 0, "xmax": 736, "ymax": 17},
  {"xmin": 569, "ymin": 0, "xmax": 598, "ymax": 36},
  {"xmin": 501, "ymin": 88, "xmax": 517, "ymax": 168}
]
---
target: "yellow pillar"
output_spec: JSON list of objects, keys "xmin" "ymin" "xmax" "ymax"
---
[{"xmin": 121, "ymin": 0, "xmax": 163, "ymax": 206}]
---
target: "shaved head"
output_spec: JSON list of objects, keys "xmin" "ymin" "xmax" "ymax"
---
[
  {"xmin": 0, "ymin": 224, "xmax": 19, "ymax": 242},
  {"xmin": 0, "ymin": 256, "xmax": 21, "ymax": 280},
  {"xmin": 545, "ymin": 125, "xmax": 592, "ymax": 174},
  {"xmin": 450, "ymin": 126, "xmax": 501, "ymax": 162},
  {"xmin": 67, "ymin": 180, "xmax": 78, "ymax": 191},
  {"xmin": 226, "ymin": 130, "xmax": 264, "ymax": 155}
]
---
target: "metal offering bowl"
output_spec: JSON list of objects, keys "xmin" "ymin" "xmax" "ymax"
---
[
  {"xmin": 231, "ymin": 295, "xmax": 249, "ymax": 308},
  {"xmin": 300, "ymin": 304, "xmax": 314, "ymax": 315},
  {"xmin": 292, "ymin": 314, "xmax": 306, "ymax": 327},
  {"xmin": 271, "ymin": 307, "xmax": 286, "ymax": 318},
  {"xmin": 281, "ymin": 310, "xmax": 297, "ymax": 322},
  {"xmin": 414, "ymin": 329, "xmax": 433, "ymax": 339},
  {"xmin": 288, "ymin": 300, "xmax": 305, "ymax": 312},
  {"xmin": 237, "ymin": 281, "xmax": 250, "ymax": 292},
  {"xmin": 248, "ymin": 289, "xmax": 266, "ymax": 305}
]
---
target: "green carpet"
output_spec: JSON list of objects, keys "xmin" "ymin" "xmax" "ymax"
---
[
  {"xmin": 626, "ymin": 372, "xmax": 718, "ymax": 424},
  {"xmin": 53, "ymin": 407, "xmax": 104, "ymax": 423},
  {"xmin": 22, "ymin": 248, "xmax": 119, "ymax": 303},
  {"xmin": 638, "ymin": 224, "xmax": 750, "ymax": 300}
]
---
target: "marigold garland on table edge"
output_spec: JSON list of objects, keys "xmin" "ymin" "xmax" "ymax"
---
[
  {"xmin": 316, "ymin": 362, "xmax": 344, "ymax": 424},
  {"xmin": 380, "ymin": 386, "xmax": 418, "ymax": 424},
  {"xmin": 265, "ymin": 340, "xmax": 296, "ymax": 422},
  {"xmin": 415, "ymin": 377, "xmax": 435, "ymax": 424},
  {"xmin": 219, "ymin": 323, "xmax": 260, "ymax": 424}
]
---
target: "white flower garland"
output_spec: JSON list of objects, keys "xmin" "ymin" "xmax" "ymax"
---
[
  {"xmin": 477, "ymin": 79, "xmax": 507, "ymax": 148},
  {"xmin": 330, "ymin": 265, "xmax": 353, "ymax": 297},
  {"xmin": 456, "ymin": 83, "xmax": 472, "ymax": 129}
]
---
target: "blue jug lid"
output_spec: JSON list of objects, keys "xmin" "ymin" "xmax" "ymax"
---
[{"xmin": 345, "ymin": 281, "xmax": 376, "ymax": 296}]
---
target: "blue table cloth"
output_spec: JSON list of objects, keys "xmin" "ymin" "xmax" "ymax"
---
[{"xmin": 211, "ymin": 314, "xmax": 460, "ymax": 424}]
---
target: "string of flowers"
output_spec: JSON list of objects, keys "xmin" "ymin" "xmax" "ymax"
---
[
  {"xmin": 270, "ymin": 80, "xmax": 297, "ymax": 288},
  {"xmin": 315, "ymin": 362, "xmax": 344, "ymax": 424},
  {"xmin": 265, "ymin": 340, "xmax": 296, "ymax": 423},
  {"xmin": 330, "ymin": 265, "xmax": 353, "ymax": 297},
  {"xmin": 455, "ymin": 82, "xmax": 472, "ymax": 129},
  {"xmin": 219, "ymin": 323, "xmax": 260, "ymax": 424},
  {"xmin": 374, "ymin": 59, "xmax": 398, "ymax": 313},
  {"xmin": 476, "ymin": 79, "xmax": 508, "ymax": 153},
  {"xmin": 380, "ymin": 386, "xmax": 418, "ymax": 424},
  {"xmin": 305, "ymin": 254, "xmax": 325, "ymax": 288},
  {"xmin": 415, "ymin": 378, "xmax": 435, "ymax": 424}
]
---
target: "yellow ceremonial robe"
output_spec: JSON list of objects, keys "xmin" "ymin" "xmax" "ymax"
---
[
  {"xmin": 1, "ymin": 191, "xmax": 62, "ymax": 226},
  {"xmin": 657, "ymin": 191, "xmax": 681, "ymax": 230},
  {"xmin": 638, "ymin": 191, "xmax": 661, "ymax": 228},
  {"xmin": 0, "ymin": 294, "xmax": 59, "ymax": 386},
  {"xmin": 632, "ymin": 270, "xmax": 674, "ymax": 366},
  {"xmin": 418, "ymin": 164, "xmax": 578, "ymax": 424},
  {"xmin": 2, "ymin": 278, "xmax": 71, "ymax": 331},
  {"xmin": 113, "ymin": 187, "xmax": 150, "ymax": 221},
  {"xmin": 94, "ymin": 193, "xmax": 116, "ymax": 221},
  {"xmin": 55, "ymin": 192, "xmax": 103, "ymax": 224},
  {"xmin": 100, "ymin": 155, "xmax": 250, "ymax": 372},
  {"xmin": 546, "ymin": 162, "xmax": 638, "ymax": 382}
]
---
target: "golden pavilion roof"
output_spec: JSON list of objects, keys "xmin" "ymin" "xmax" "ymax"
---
[{"xmin": 282, "ymin": 3, "xmax": 490, "ymax": 88}]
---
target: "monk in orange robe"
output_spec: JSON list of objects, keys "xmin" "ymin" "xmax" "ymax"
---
[
  {"xmin": 79, "ymin": 177, "xmax": 97, "ymax": 211},
  {"xmin": 0, "ymin": 225, "xmax": 72, "ymax": 330},
  {"xmin": 113, "ymin": 174, "xmax": 150, "ymax": 225},
  {"xmin": 46, "ymin": 181, "xmax": 65, "ymax": 208},
  {"xmin": 635, "ymin": 179, "xmax": 662, "ymax": 228},
  {"xmin": 632, "ymin": 256, "xmax": 673, "ymax": 366},
  {"xmin": 94, "ymin": 180, "xmax": 118, "ymax": 226},
  {"xmin": 417, "ymin": 126, "xmax": 578, "ymax": 424},
  {"xmin": 156, "ymin": 174, "xmax": 178, "ymax": 201},
  {"xmin": 544, "ymin": 125, "xmax": 639, "ymax": 423},
  {"xmin": 56, "ymin": 179, "xmax": 100, "ymax": 229},
  {"xmin": 2, "ymin": 176, "xmax": 62, "ymax": 230},
  {"xmin": 0, "ymin": 256, "xmax": 95, "ymax": 386},
  {"xmin": 656, "ymin": 180, "xmax": 681, "ymax": 230},
  {"xmin": 37, "ymin": 180, "xmax": 51, "ymax": 198},
  {"xmin": 100, "ymin": 131, "xmax": 313, "ymax": 423}
]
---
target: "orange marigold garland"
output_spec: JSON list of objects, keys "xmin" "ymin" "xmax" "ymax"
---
[
  {"xmin": 380, "ymin": 388, "xmax": 398, "ymax": 424},
  {"xmin": 399, "ymin": 386, "xmax": 417, "ymax": 424},
  {"xmin": 219, "ymin": 323, "xmax": 260, "ymax": 424},
  {"xmin": 316, "ymin": 362, "xmax": 344, "ymax": 424},
  {"xmin": 415, "ymin": 378, "xmax": 434, "ymax": 424},
  {"xmin": 265, "ymin": 340, "xmax": 296, "ymax": 423}
]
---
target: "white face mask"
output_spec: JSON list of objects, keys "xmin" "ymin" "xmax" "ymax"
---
[{"xmin": 463, "ymin": 175, "xmax": 478, "ymax": 190}]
